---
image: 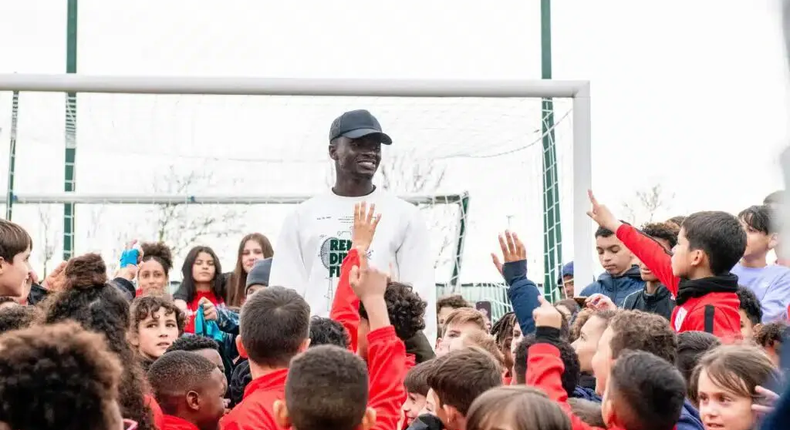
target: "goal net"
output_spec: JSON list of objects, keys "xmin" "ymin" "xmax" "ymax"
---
[{"xmin": 0, "ymin": 76, "xmax": 590, "ymax": 319}]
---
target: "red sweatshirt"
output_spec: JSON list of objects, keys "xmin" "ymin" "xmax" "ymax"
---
[
  {"xmin": 615, "ymin": 224, "xmax": 741, "ymax": 340},
  {"xmin": 329, "ymin": 249, "xmax": 417, "ymax": 370},
  {"xmin": 367, "ymin": 326, "xmax": 408, "ymax": 430},
  {"xmin": 526, "ymin": 342, "xmax": 611, "ymax": 430},
  {"xmin": 330, "ymin": 248, "xmax": 362, "ymax": 351},
  {"xmin": 183, "ymin": 291, "xmax": 224, "ymax": 334},
  {"xmin": 145, "ymin": 394, "xmax": 165, "ymax": 430},
  {"xmin": 219, "ymin": 326, "xmax": 406, "ymax": 430},
  {"xmin": 220, "ymin": 368, "xmax": 288, "ymax": 430},
  {"xmin": 161, "ymin": 415, "xmax": 200, "ymax": 430}
]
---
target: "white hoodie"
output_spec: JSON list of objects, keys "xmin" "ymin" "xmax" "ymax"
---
[{"xmin": 268, "ymin": 187, "xmax": 437, "ymax": 342}]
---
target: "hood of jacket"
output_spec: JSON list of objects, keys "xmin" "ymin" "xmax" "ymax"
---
[{"xmin": 596, "ymin": 265, "xmax": 643, "ymax": 292}]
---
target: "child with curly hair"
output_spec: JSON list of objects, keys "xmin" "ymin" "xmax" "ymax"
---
[
  {"xmin": 42, "ymin": 253, "xmax": 163, "ymax": 430},
  {"xmin": 0, "ymin": 301, "xmax": 38, "ymax": 334},
  {"xmin": 0, "ymin": 322, "xmax": 127, "ymax": 430},
  {"xmin": 330, "ymin": 202, "xmax": 428, "ymax": 367},
  {"xmin": 756, "ymin": 320, "xmax": 787, "ymax": 366},
  {"xmin": 111, "ymin": 241, "xmax": 175, "ymax": 300},
  {"xmin": 129, "ymin": 296, "xmax": 186, "ymax": 371},
  {"xmin": 137, "ymin": 242, "xmax": 175, "ymax": 297}
]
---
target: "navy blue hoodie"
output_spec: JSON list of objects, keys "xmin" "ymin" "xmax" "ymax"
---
[
  {"xmin": 677, "ymin": 399, "xmax": 704, "ymax": 430},
  {"xmin": 502, "ymin": 261, "xmax": 542, "ymax": 335},
  {"xmin": 580, "ymin": 265, "xmax": 645, "ymax": 307}
]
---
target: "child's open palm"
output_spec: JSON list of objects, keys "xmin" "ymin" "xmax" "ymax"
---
[
  {"xmin": 352, "ymin": 202, "xmax": 381, "ymax": 252},
  {"xmin": 490, "ymin": 230, "xmax": 527, "ymax": 276},
  {"xmin": 349, "ymin": 246, "xmax": 388, "ymax": 301}
]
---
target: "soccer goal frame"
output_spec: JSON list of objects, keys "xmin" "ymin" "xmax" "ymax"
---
[{"xmin": 0, "ymin": 73, "xmax": 592, "ymax": 291}]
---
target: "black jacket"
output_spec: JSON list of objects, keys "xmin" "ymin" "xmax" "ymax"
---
[
  {"xmin": 407, "ymin": 414, "xmax": 444, "ymax": 430},
  {"xmin": 622, "ymin": 284, "xmax": 675, "ymax": 321},
  {"xmin": 404, "ymin": 331, "xmax": 436, "ymax": 364}
]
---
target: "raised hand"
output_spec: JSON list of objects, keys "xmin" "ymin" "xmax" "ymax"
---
[
  {"xmin": 42, "ymin": 261, "xmax": 68, "ymax": 292},
  {"xmin": 532, "ymin": 295, "xmax": 563, "ymax": 330},
  {"xmin": 349, "ymin": 246, "xmax": 388, "ymax": 302},
  {"xmin": 491, "ymin": 230, "xmax": 527, "ymax": 276},
  {"xmin": 586, "ymin": 190, "xmax": 622, "ymax": 232},
  {"xmin": 352, "ymin": 202, "xmax": 381, "ymax": 252},
  {"xmin": 114, "ymin": 264, "xmax": 138, "ymax": 282}
]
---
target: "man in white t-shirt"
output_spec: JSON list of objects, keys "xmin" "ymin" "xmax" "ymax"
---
[{"xmin": 269, "ymin": 109, "xmax": 437, "ymax": 342}]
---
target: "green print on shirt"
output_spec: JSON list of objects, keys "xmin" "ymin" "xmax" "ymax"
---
[{"xmin": 321, "ymin": 237, "xmax": 353, "ymax": 278}]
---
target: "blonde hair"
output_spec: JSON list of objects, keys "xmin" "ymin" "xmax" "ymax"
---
[
  {"xmin": 460, "ymin": 330, "xmax": 505, "ymax": 369},
  {"xmin": 443, "ymin": 308, "xmax": 486, "ymax": 336}
]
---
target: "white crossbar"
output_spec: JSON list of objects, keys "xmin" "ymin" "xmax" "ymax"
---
[{"xmin": 0, "ymin": 74, "xmax": 589, "ymax": 98}]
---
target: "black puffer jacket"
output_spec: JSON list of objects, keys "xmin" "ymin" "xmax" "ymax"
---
[{"xmin": 622, "ymin": 284, "xmax": 675, "ymax": 321}]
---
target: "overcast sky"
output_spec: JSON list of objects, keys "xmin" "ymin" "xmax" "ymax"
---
[{"xmin": 0, "ymin": 0, "xmax": 788, "ymax": 285}]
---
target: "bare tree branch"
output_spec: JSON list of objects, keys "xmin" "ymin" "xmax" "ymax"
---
[
  {"xmin": 150, "ymin": 165, "xmax": 246, "ymax": 257},
  {"xmin": 378, "ymin": 150, "xmax": 454, "ymax": 269},
  {"xmin": 36, "ymin": 205, "xmax": 59, "ymax": 277},
  {"xmin": 620, "ymin": 183, "xmax": 675, "ymax": 226}
]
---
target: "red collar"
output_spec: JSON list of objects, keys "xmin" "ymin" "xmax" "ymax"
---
[
  {"xmin": 243, "ymin": 368, "xmax": 289, "ymax": 400},
  {"xmin": 162, "ymin": 415, "xmax": 199, "ymax": 430}
]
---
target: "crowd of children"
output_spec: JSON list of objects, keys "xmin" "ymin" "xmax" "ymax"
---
[{"xmin": 2, "ymin": 188, "xmax": 790, "ymax": 430}]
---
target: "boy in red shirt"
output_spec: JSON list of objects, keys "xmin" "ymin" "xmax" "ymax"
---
[
  {"xmin": 527, "ymin": 297, "xmax": 686, "ymax": 430},
  {"xmin": 275, "ymin": 345, "xmax": 375, "ymax": 430},
  {"xmin": 275, "ymin": 246, "xmax": 407, "ymax": 430},
  {"xmin": 587, "ymin": 191, "xmax": 744, "ymax": 339},
  {"xmin": 221, "ymin": 286, "xmax": 311, "ymax": 430},
  {"xmin": 148, "ymin": 351, "xmax": 227, "ymax": 430},
  {"xmin": 331, "ymin": 202, "xmax": 427, "ymax": 367},
  {"xmin": 426, "ymin": 348, "xmax": 502, "ymax": 430}
]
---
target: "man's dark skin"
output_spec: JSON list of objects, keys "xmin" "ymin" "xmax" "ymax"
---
[
  {"xmin": 329, "ymin": 135, "xmax": 382, "ymax": 197},
  {"xmin": 329, "ymin": 133, "xmax": 438, "ymax": 362}
]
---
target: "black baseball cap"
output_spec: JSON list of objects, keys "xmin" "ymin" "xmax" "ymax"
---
[{"xmin": 329, "ymin": 109, "xmax": 392, "ymax": 145}]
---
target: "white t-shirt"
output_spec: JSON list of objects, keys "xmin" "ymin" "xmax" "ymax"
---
[{"xmin": 268, "ymin": 187, "xmax": 437, "ymax": 342}]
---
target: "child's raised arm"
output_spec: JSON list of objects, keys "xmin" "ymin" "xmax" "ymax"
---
[
  {"xmin": 587, "ymin": 190, "xmax": 679, "ymax": 295},
  {"xmin": 349, "ymin": 248, "xmax": 407, "ymax": 430},
  {"xmin": 491, "ymin": 231, "xmax": 542, "ymax": 335},
  {"xmin": 526, "ymin": 297, "xmax": 603, "ymax": 430},
  {"xmin": 329, "ymin": 202, "xmax": 380, "ymax": 351}
]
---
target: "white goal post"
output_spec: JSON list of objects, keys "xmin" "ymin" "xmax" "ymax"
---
[{"xmin": 0, "ymin": 73, "xmax": 592, "ymax": 295}]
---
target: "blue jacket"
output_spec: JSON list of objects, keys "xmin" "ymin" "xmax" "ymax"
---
[
  {"xmin": 580, "ymin": 265, "xmax": 645, "ymax": 307},
  {"xmin": 571, "ymin": 386, "xmax": 601, "ymax": 402},
  {"xmin": 581, "ymin": 394, "xmax": 702, "ymax": 430},
  {"xmin": 503, "ymin": 260, "xmax": 542, "ymax": 335},
  {"xmin": 762, "ymin": 382, "xmax": 790, "ymax": 429},
  {"xmin": 678, "ymin": 400, "xmax": 704, "ymax": 430}
]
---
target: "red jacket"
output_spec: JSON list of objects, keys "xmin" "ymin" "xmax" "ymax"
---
[
  {"xmin": 330, "ymin": 248, "xmax": 362, "ymax": 351},
  {"xmin": 220, "ymin": 368, "xmax": 288, "ymax": 430},
  {"xmin": 330, "ymin": 249, "xmax": 417, "ymax": 371},
  {"xmin": 366, "ymin": 326, "xmax": 408, "ymax": 430},
  {"xmin": 616, "ymin": 224, "xmax": 741, "ymax": 341},
  {"xmin": 161, "ymin": 415, "xmax": 200, "ymax": 430},
  {"xmin": 183, "ymin": 291, "xmax": 224, "ymax": 334},
  {"xmin": 145, "ymin": 394, "xmax": 165, "ymax": 430},
  {"xmin": 220, "ymin": 327, "xmax": 406, "ymax": 430},
  {"xmin": 526, "ymin": 343, "xmax": 614, "ymax": 430}
]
